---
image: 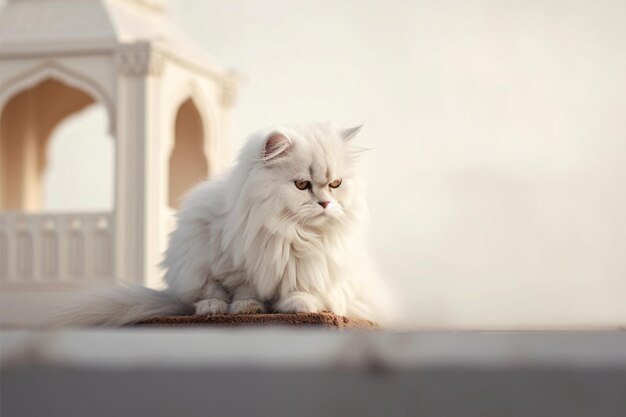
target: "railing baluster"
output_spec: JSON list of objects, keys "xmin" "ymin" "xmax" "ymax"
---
[{"xmin": 0, "ymin": 212, "xmax": 114, "ymax": 285}]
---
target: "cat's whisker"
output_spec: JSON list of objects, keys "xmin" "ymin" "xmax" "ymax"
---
[
  {"xmin": 263, "ymin": 212, "xmax": 298, "ymax": 248},
  {"xmin": 263, "ymin": 215, "xmax": 290, "ymax": 247}
]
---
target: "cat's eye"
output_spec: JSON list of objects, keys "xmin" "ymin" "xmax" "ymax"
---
[
  {"xmin": 329, "ymin": 179, "xmax": 342, "ymax": 189},
  {"xmin": 294, "ymin": 180, "xmax": 310, "ymax": 190}
]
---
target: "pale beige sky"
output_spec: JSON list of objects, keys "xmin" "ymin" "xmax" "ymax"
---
[{"xmin": 11, "ymin": 0, "xmax": 626, "ymax": 328}]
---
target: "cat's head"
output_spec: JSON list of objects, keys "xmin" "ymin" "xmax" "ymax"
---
[{"xmin": 244, "ymin": 123, "xmax": 367, "ymax": 230}]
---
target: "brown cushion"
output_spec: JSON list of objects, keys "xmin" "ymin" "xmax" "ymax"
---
[{"xmin": 136, "ymin": 312, "xmax": 377, "ymax": 329}]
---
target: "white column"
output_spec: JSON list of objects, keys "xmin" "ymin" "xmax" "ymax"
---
[{"xmin": 113, "ymin": 43, "xmax": 166, "ymax": 287}]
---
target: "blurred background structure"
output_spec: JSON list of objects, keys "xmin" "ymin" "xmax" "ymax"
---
[
  {"xmin": 1, "ymin": 0, "xmax": 625, "ymax": 329},
  {"xmin": 0, "ymin": 0, "xmax": 238, "ymax": 324}
]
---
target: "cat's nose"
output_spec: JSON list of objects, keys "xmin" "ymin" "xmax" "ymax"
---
[{"xmin": 318, "ymin": 201, "xmax": 330, "ymax": 209}]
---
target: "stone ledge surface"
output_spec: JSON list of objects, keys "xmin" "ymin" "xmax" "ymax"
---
[{"xmin": 136, "ymin": 312, "xmax": 377, "ymax": 329}]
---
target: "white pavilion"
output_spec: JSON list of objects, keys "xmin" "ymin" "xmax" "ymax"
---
[{"xmin": 0, "ymin": 0, "xmax": 238, "ymax": 324}]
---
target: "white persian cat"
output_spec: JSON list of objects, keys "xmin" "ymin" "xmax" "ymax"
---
[{"xmin": 58, "ymin": 123, "xmax": 391, "ymax": 326}]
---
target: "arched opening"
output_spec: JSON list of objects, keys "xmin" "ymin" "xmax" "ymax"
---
[
  {"xmin": 0, "ymin": 78, "xmax": 113, "ymax": 212},
  {"xmin": 42, "ymin": 105, "xmax": 113, "ymax": 211},
  {"xmin": 169, "ymin": 98, "xmax": 208, "ymax": 209}
]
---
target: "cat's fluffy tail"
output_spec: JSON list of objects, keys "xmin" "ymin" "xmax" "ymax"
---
[{"xmin": 49, "ymin": 285, "xmax": 194, "ymax": 327}]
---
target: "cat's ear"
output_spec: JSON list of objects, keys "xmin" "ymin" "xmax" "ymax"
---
[
  {"xmin": 262, "ymin": 131, "xmax": 292, "ymax": 161},
  {"xmin": 341, "ymin": 125, "xmax": 363, "ymax": 141}
]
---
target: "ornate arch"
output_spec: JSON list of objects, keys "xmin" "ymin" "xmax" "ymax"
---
[
  {"xmin": 165, "ymin": 80, "xmax": 218, "ymax": 164},
  {"xmin": 0, "ymin": 61, "xmax": 116, "ymax": 135}
]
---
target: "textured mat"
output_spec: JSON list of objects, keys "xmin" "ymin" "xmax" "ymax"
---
[{"xmin": 136, "ymin": 312, "xmax": 377, "ymax": 329}]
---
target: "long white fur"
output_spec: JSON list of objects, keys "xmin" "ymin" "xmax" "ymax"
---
[{"xmin": 55, "ymin": 122, "xmax": 392, "ymax": 326}]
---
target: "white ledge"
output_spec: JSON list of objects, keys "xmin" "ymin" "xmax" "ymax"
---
[{"xmin": 2, "ymin": 330, "xmax": 625, "ymax": 417}]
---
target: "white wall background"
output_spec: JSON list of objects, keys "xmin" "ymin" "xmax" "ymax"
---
[
  {"xmin": 167, "ymin": 0, "xmax": 626, "ymax": 328},
  {"xmin": 5, "ymin": 0, "xmax": 625, "ymax": 328}
]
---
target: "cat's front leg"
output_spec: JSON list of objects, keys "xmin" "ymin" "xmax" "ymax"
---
[
  {"xmin": 274, "ymin": 292, "xmax": 325, "ymax": 314},
  {"xmin": 229, "ymin": 281, "xmax": 266, "ymax": 314},
  {"xmin": 194, "ymin": 280, "xmax": 230, "ymax": 315}
]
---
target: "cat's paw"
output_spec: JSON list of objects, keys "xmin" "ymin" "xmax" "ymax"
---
[
  {"xmin": 195, "ymin": 298, "xmax": 229, "ymax": 315},
  {"xmin": 230, "ymin": 298, "xmax": 266, "ymax": 314},
  {"xmin": 274, "ymin": 293, "xmax": 324, "ymax": 314}
]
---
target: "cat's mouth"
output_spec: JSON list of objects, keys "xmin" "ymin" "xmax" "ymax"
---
[
  {"xmin": 311, "ymin": 209, "xmax": 335, "ymax": 223},
  {"xmin": 296, "ymin": 205, "xmax": 340, "ymax": 226},
  {"xmin": 315, "ymin": 208, "xmax": 333, "ymax": 219}
]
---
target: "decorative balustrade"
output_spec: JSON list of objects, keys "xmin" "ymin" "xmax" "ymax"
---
[{"xmin": 0, "ymin": 212, "xmax": 114, "ymax": 285}]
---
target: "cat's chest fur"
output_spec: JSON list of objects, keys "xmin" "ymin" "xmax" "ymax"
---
[{"xmin": 238, "ymin": 226, "xmax": 343, "ymax": 300}]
